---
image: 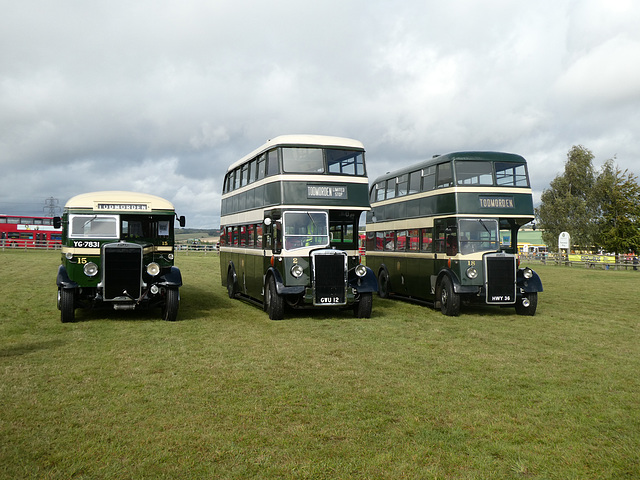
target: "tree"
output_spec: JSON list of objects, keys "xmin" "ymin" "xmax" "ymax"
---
[
  {"xmin": 536, "ymin": 146, "xmax": 598, "ymax": 250},
  {"xmin": 592, "ymin": 159, "xmax": 640, "ymax": 254}
]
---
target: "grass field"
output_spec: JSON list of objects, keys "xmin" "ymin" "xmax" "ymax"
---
[{"xmin": 1, "ymin": 250, "xmax": 639, "ymax": 479}]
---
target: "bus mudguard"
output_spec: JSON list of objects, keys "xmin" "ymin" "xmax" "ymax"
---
[
  {"xmin": 267, "ymin": 267, "xmax": 305, "ymax": 296},
  {"xmin": 56, "ymin": 265, "xmax": 78, "ymax": 289},
  {"xmin": 158, "ymin": 266, "xmax": 183, "ymax": 287},
  {"xmin": 437, "ymin": 269, "xmax": 477, "ymax": 295},
  {"xmin": 348, "ymin": 266, "xmax": 378, "ymax": 293},
  {"xmin": 517, "ymin": 268, "xmax": 543, "ymax": 293}
]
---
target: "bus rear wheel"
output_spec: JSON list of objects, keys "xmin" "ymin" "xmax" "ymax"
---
[
  {"xmin": 515, "ymin": 292, "xmax": 537, "ymax": 316},
  {"xmin": 354, "ymin": 292, "xmax": 373, "ymax": 318},
  {"xmin": 439, "ymin": 276, "xmax": 460, "ymax": 316},
  {"xmin": 227, "ymin": 269, "xmax": 237, "ymax": 299},
  {"xmin": 59, "ymin": 288, "xmax": 76, "ymax": 323},
  {"xmin": 378, "ymin": 270, "xmax": 390, "ymax": 299},
  {"xmin": 265, "ymin": 275, "xmax": 284, "ymax": 320}
]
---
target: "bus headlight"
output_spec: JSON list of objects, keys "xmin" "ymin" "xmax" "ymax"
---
[
  {"xmin": 466, "ymin": 266, "xmax": 478, "ymax": 279},
  {"xmin": 147, "ymin": 262, "xmax": 161, "ymax": 277},
  {"xmin": 168, "ymin": 253, "xmax": 174, "ymax": 260},
  {"xmin": 355, "ymin": 264, "xmax": 367, "ymax": 278},
  {"xmin": 523, "ymin": 267, "xmax": 533, "ymax": 279},
  {"xmin": 83, "ymin": 262, "xmax": 98, "ymax": 277},
  {"xmin": 291, "ymin": 264, "xmax": 304, "ymax": 278}
]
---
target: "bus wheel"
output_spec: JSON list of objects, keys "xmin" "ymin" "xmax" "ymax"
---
[
  {"xmin": 439, "ymin": 276, "xmax": 460, "ymax": 316},
  {"xmin": 227, "ymin": 269, "xmax": 237, "ymax": 299},
  {"xmin": 265, "ymin": 275, "xmax": 284, "ymax": 320},
  {"xmin": 354, "ymin": 292, "xmax": 373, "ymax": 318},
  {"xmin": 162, "ymin": 287, "xmax": 179, "ymax": 321},
  {"xmin": 378, "ymin": 270, "xmax": 390, "ymax": 298},
  {"xmin": 59, "ymin": 288, "xmax": 76, "ymax": 323},
  {"xmin": 515, "ymin": 292, "xmax": 537, "ymax": 316}
]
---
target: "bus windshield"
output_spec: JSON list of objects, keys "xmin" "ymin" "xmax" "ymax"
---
[
  {"xmin": 283, "ymin": 211, "xmax": 329, "ymax": 250},
  {"xmin": 458, "ymin": 218, "xmax": 500, "ymax": 255},
  {"xmin": 69, "ymin": 214, "xmax": 119, "ymax": 238}
]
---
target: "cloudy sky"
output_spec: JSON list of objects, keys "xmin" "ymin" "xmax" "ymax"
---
[{"xmin": 2, "ymin": 0, "xmax": 639, "ymax": 228}]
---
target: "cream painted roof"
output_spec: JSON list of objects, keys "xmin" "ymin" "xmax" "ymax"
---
[
  {"xmin": 228, "ymin": 134, "xmax": 365, "ymax": 172},
  {"xmin": 64, "ymin": 191, "xmax": 175, "ymax": 212}
]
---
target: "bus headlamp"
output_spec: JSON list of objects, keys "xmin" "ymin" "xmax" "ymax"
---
[
  {"xmin": 290, "ymin": 264, "xmax": 304, "ymax": 278},
  {"xmin": 523, "ymin": 267, "xmax": 533, "ymax": 279},
  {"xmin": 355, "ymin": 264, "xmax": 367, "ymax": 278},
  {"xmin": 466, "ymin": 266, "xmax": 478, "ymax": 279},
  {"xmin": 65, "ymin": 251, "xmax": 73, "ymax": 260},
  {"xmin": 168, "ymin": 253, "xmax": 174, "ymax": 260},
  {"xmin": 147, "ymin": 262, "xmax": 161, "ymax": 277},
  {"xmin": 83, "ymin": 262, "xmax": 98, "ymax": 277}
]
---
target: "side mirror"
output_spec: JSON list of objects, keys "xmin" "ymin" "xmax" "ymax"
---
[
  {"xmin": 53, "ymin": 217, "xmax": 61, "ymax": 229},
  {"xmin": 178, "ymin": 215, "xmax": 186, "ymax": 227}
]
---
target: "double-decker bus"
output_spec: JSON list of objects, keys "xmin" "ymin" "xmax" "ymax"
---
[
  {"xmin": 220, "ymin": 134, "xmax": 378, "ymax": 320},
  {"xmin": 366, "ymin": 151, "xmax": 543, "ymax": 316},
  {"xmin": 0, "ymin": 215, "xmax": 62, "ymax": 248}
]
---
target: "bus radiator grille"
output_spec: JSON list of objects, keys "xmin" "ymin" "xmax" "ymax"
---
[
  {"xmin": 484, "ymin": 255, "xmax": 516, "ymax": 304},
  {"xmin": 312, "ymin": 252, "xmax": 347, "ymax": 305},
  {"xmin": 103, "ymin": 243, "xmax": 143, "ymax": 301}
]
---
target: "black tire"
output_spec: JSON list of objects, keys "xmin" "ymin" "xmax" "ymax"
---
[
  {"xmin": 265, "ymin": 275, "xmax": 284, "ymax": 320},
  {"xmin": 515, "ymin": 292, "xmax": 538, "ymax": 316},
  {"xmin": 60, "ymin": 288, "xmax": 76, "ymax": 323},
  {"xmin": 354, "ymin": 292, "xmax": 373, "ymax": 318},
  {"xmin": 378, "ymin": 270, "xmax": 390, "ymax": 299},
  {"xmin": 227, "ymin": 269, "xmax": 237, "ymax": 299},
  {"xmin": 439, "ymin": 276, "xmax": 460, "ymax": 316},
  {"xmin": 162, "ymin": 287, "xmax": 179, "ymax": 321}
]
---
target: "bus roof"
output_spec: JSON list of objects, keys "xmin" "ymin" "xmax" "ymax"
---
[
  {"xmin": 370, "ymin": 151, "xmax": 527, "ymax": 185},
  {"xmin": 64, "ymin": 191, "xmax": 176, "ymax": 212},
  {"xmin": 228, "ymin": 134, "xmax": 365, "ymax": 172}
]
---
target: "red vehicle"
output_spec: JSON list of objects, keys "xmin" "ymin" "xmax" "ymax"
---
[{"xmin": 0, "ymin": 215, "xmax": 62, "ymax": 248}]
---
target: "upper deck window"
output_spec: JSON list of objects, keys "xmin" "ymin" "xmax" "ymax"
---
[
  {"xmin": 436, "ymin": 163, "xmax": 453, "ymax": 188},
  {"xmin": 396, "ymin": 174, "xmax": 409, "ymax": 196},
  {"xmin": 456, "ymin": 161, "xmax": 494, "ymax": 185},
  {"xmin": 282, "ymin": 147, "xmax": 324, "ymax": 173},
  {"xmin": 266, "ymin": 149, "xmax": 279, "ymax": 176},
  {"xmin": 408, "ymin": 170, "xmax": 421, "ymax": 194},
  {"xmin": 496, "ymin": 162, "xmax": 529, "ymax": 187},
  {"xmin": 69, "ymin": 214, "xmax": 119, "ymax": 239},
  {"xmin": 327, "ymin": 149, "xmax": 365, "ymax": 176}
]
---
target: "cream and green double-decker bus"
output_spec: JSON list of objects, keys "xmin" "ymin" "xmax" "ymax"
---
[
  {"xmin": 366, "ymin": 151, "xmax": 542, "ymax": 316},
  {"xmin": 220, "ymin": 135, "xmax": 377, "ymax": 320},
  {"xmin": 55, "ymin": 191, "xmax": 186, "ymax": 322}
]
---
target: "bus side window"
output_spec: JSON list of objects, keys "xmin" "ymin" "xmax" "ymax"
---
[
  {"xmin": 408, "ymin": 229, "xmax": 419, "ymax": 251},
  {"xmin": 396, "ymin": 230, "xmax": 407, "ymax": 251},
  {"xmin": 420, "ymin": 228, "xmax": 433, "ymax": 252},
  {"xmin": 266, "ymin": 149, "xmax": 279, "ymax": 176},
  {"xmin": 256, "ymin": 224, "xmax": 263, "ymax": 249},
  {"xmin": 375, "ymin": 182, "xmax": 385, "ymax": 202},
  {"xmin": 422, "ymin": 166, "xmax": 436, "ymax": 191},
  {"xmin": 435, "ymin": 221, "xmax": 447, "ymax": 253},
  {"xmin": 257, "ymin": 154, "xmax": 267, "ymax": 180},
  {"xmin": 384, "ymin": 231, "xmax": 395, "ymax": 250},
  {"xmin": 408, "ymin": 171, "xmax": 421, "ymax": 194},
  {"xmin": 397, "ymin": 174, "xmax": 408, "ymax": 197},
  {"xmin": 436, "ymin": 162, "xmax": 453, "ymax": 188}
]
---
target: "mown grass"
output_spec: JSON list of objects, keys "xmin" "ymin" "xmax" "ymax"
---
[{"xmin": 1, "ymin": 250, "xmax": 639, "ymax": 479}]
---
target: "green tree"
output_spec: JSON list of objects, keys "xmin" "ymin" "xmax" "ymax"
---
[
  {"xmin": 536, "ymin": 145, "xmax": 598, "ymax": 250},
  {"xmin": 593, "ymin": 159, "xmax": 640, "ymax": 254}
]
